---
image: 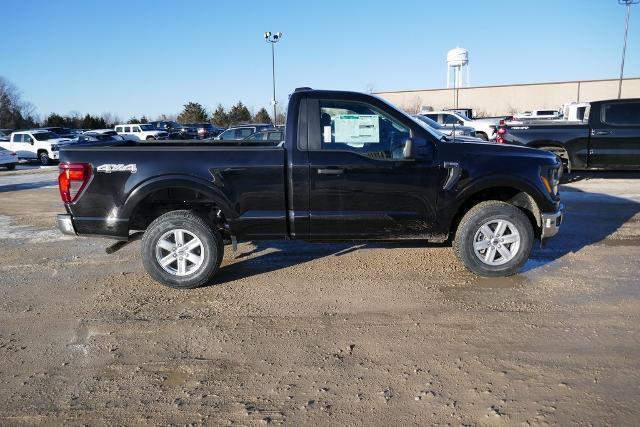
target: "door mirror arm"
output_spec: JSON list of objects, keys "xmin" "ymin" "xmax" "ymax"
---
[{"xmin": 402, "ymin": 138, "xmax": 416, "ymax": 160}]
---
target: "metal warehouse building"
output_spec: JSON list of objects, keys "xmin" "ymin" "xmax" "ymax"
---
[{"xmin": 374, "ymin": 77, "xmax": 640, "ymax": 116}]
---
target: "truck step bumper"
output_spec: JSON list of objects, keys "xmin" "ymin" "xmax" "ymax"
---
[
  {"xmin": 57, "ymin": 214, "xmax": 77, "ymax": 236},
  {"xmin": 540, "ymin": 204, "xmax": 563, "ymax": 239}
]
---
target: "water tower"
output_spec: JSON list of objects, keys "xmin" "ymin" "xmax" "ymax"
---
[{"xmin": 446, "ymin": 47, "xmax": 469, "ymax": 88}]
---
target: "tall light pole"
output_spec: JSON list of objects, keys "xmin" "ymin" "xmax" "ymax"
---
[
  {"xmin": 617, "ymin": 0, "xmax": 638, "ymax": 99},
  {"xmin": 264, "ymin": 31, "xmax": 282, "ymax": 125}
]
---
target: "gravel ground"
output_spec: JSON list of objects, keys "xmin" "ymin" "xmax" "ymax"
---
[{"xmin": 0, "ymin": 170, "xmax": 639, "ymax": 425}]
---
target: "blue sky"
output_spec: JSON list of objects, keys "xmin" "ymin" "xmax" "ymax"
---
[{"xmin": 2, "ymin": 0, "xmax": 639, "ymax": 120}]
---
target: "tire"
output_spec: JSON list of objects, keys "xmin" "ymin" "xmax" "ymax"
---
[
  {"xmin": 453, "ymin": 201, "xmax": 534, "ymax": 277},
  {"xmin": 38, "ymin": 151, "xmax": 51, "ymax": 166},
  {"xmin": 6, "ymin": 163, "xmax": 16, "ymax": 170},
  {"xmin": 141, "ymin": 210, "xmax": 224, "ymax": 289},
  {"xmin": 476, "ymin": 132, "xmax": 489, "ymax": 141},
  {"xmin": 146, "ymin": 136, "xmax": 156, "ymax": 141}
]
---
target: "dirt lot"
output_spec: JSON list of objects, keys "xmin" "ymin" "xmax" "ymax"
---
[{"xmin": 0, "ymin": 170, "xmax": 639, "ymax": 425}]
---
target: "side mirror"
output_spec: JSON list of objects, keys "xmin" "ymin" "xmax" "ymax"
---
[{"xmin": 402, "ymin": 138, "xmax": 417, "ymax": 160}]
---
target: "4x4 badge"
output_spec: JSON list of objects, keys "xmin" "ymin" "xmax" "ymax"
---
[{"xmin": 96, "ymin": 164, "xmax": 137, "ymax": 174}]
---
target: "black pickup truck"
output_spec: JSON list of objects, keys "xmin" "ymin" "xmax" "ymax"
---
[
  {"xmin": 498, "ymin": 98, "xmax": 640, "ymax": 171},
  {"xmin": 57, "ymin": 88, "xmax": 563, "ymax": 288}
]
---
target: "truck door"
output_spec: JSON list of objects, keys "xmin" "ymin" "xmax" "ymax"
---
[
  {"xmin": 589, "ymin": 101, "xmax": 640, "ymax": 169},
  {"xmin": 12, "ymin": 134, "xmax": 35, "ymax": 159},
  {"xmin": 306, "ymin": 97, "xmax": 441, "ymax": 239}
]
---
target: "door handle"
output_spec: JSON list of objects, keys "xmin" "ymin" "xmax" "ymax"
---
[
  {"xmin": 592, "ymin": 130, "xmax": 610, "ymax": 136},
  {"xmin": 317, "ymin": 168, "xmax": 344, "ymax": 175}
]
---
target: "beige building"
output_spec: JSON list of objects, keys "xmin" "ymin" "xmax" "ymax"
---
[{"xmin": 374, "ymin": 77, "xmax": 640, "ymax": 117}]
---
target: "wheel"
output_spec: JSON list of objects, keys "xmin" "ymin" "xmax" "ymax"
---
[
  {"xmin": 476, "ymin": 132, "xmax": 489, "ymax": 141},
  {"xmin": 38, "ymin": 151, "xmax": 50, "ymax": 166},
  {"xmin": 146, "ymin": 136, "xmax": 156, "ymax": 141},
  {"xmin": 141, "ymin": 210, "xmax": 224, "ymax": 289},
  {"xmin": 5, "ymin": 163, "xmax": 16, "ymax": 170},
  {"xmin": 453, "ymin": 201, "xmax": 533, "ymax": 277}
]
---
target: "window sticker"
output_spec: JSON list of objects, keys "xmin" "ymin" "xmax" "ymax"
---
[
  {"xmin": 333, "ymin": 114, "xmax": 379, "ymax": 145},
  {"xmin": 323, "ymin": 125, "xmax": 332, "ymax": 143}
]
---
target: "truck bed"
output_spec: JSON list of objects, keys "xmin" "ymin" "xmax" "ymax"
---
[{"xmin": 60, "ymin": 144, "xmax": 287, "ymax": 239}]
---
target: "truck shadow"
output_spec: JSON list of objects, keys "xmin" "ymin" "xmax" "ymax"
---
[
  {"xmin": 212, "ymin": 186, "xmax": 640, "ymax": 285},
  {"xmin": 527, "ymin": 186, "xmax": 640, "ymax": 271}
]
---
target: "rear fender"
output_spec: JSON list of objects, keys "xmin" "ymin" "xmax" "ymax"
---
[{"xmin": 121, "ymin": 174, "xmax": 235, "ymax": 220}]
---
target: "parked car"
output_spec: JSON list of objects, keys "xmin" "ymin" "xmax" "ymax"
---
[
  {"xmin": 115, "ymin": 124, "xmax": 169, "ymax": 141},
  {"xmin": 149, "ymin": 121, "xmax": 196, "ymax": 139},
  {"xmin": 0, "ymin": 146, "xmax": 18, "ymax": 170},
  {"xmin": 413, "ymin": 114, "xmax": 476, "ymax": 137},
  {"xmin": 188, "ymin": 123, "xmax": 223, "ymax": 139},
  {"xmin": 412, "ymin": 115, "xmax": 486, "ymax": 143},
  {"xmin": 498, "ymin": 98, "xmax": 640, "ymax": 171},
  {"xmin": 0, "ymin": 130, "xmax": 70, "ymax": 165},
  {"xmin": 213, "ymin": 124, "xmax": 273, "ymax": 140},
  {"xmin": 243, "ymin": 128, "xmax": 284, "ymax": 142},
  {"xmin": 77, "ymin": 129, "xmax": 126, "ymax": 144},
  {"xmin": 40, "ymin": 127, "xmax": 76, "ymax": 139},
  {"xmin": 57, "ymin": 87, "xmax": 563, "ymax": 288},
  {"xmin": 422, "ymin": 111, "xmax": 496, "ymax": 141}
]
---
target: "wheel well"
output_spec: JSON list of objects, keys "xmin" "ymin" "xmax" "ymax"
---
[
  {"xmin": 529, "ymin": 143, "xmax": 570, "ymax": 171},
  {"xmin": 450, "ymin": 187, "xmax": 541, "ymax": 239},
  {"xmin": 129, "ymin": 187, "xmax": 227, "ymax": 236},
  {"xmin": 37, "ymin": 149, "xmax": 48, "ymax": 155}
]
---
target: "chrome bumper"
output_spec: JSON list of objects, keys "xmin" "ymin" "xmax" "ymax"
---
[
  {"xmin": 57, "ymin": 214, "xmax": 76, "ymax": 236},
  {"xmin": 540, "ymin": 204, "xmax": 563, "ymax": 239}
]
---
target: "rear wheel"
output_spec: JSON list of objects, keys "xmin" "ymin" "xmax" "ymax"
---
[
  {"xmin": 476, "ymin": 132, "xmax": 489, "ymax": 141},
  {"xmin": 38, "ymin": 151, "xmax": 50, "ymax": 166},
  {"xmin": 453, "ymin": 201, "xmax": 533, "ymax": 277},
  {"xmin": 5, "ymin": 163, "xmax": 16, "ymax": 170},
  {"xmin": 540, "ymin": 146, "xmax": 570, "ymax": 173},
  {"xmin": 141, "ymin": 210, "xmax": 223, "ymax": 289}
]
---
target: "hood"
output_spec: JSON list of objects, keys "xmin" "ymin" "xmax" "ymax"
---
[{"xmin": 455, "ymin": 139, "xmax": 559, "ymax": 163}]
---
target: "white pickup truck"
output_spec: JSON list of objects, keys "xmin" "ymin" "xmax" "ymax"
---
[
  {"xmin": 0, "ymin": 130, "xmax": 70, "ymax": 165},
  {"xmin": 421, "ymin": 111, "xmax": 497, "ymax": 141},
  {"xmin": 114, "ymin": 124, "xmax": 169, "ymax": 141}
]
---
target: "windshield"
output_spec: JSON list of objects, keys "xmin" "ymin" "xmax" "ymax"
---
[
  {"xmin": 139, "ymin": 124, "xmax": 154, "ymax": 131},
  {"xmin": 33, "ymin": 131, "xmax": 60, "ymax": 141}
]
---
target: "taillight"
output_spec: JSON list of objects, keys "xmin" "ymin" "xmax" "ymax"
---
[
  {"xmin": 496, "ymin": 128, "xmax": 506, "ymax": 144},
  {"xmin": 59, "ymin": 162, "xmax": 92, "ymax": 203}
]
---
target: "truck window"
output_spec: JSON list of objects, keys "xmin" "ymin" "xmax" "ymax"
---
[
  {"xmin": 132, "ymin": 126, "xmax": 140, "ymax": 133},
  {"xmin": 124, "ymin": 126, "xmax": 131, "ymax": 132},
  {"xmin": 576, "ymin": 107, "xmax": 586, "ymax": 121},
  {"xmin": 424, "ymin": 113, "xmax": 439, "ymax": 122},
  {"xmin": 319, "ymin": 100, "xmax": 410, "ymax": 160},
  {"xmin": 602, "ymin": 102, "xmax": 640, "ymax": 126},
  {"xmin": 115, "ymin": 126, "xmax": 122, "ymax": 132},
  {"xmin": 442, "ymin": 114, "xmax": 462, "ymax": 125},
  {"xmin": 13, "ymin": 134, "xmax": 23, "ymax": 142},
  {"xmin": 238, "ymin": 128, "xmax": 254, "ymax": 138},
  {"xmin": 24, "ymin": 135, "xmax": 33, "ymax": 143}
]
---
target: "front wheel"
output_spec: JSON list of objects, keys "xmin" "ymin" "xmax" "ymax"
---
[
  {"xmin": 453, "ymin": 201, "xmax": 533, "ymax": 277},
  {"xmin": 141, "ymin": 210, "xmax": 224, "ymax": 289},
  {"xmin": 5, "ymin": 163, "xmax": 16, "ymax": 170},
  {"xmin": 146, "ymin": 136, "xmax": 156, "ymax": 141},
  {"xmin": 39, "ymin": 151, "xmax": 51, "ymax": 166},
  {"xmin": 476, "ymin": 132, "xmax": 489, "ymax": 141}
]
